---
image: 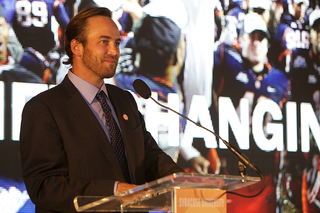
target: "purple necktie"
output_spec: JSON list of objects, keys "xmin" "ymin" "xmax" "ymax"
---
[{"xmin": 96, "ymin": 91, "xmax": 131, "ymax": 183}]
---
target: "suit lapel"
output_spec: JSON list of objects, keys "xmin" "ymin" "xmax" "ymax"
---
[
  {"xmin": 107, "ymin": 85, "xmax": 138, "ymax": 181},
  {"xmin": 61, "ymin": 77, "xmax": 124, "ymax": 178}
]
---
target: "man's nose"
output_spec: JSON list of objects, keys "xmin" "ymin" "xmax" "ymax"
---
[
  {"xmin": 108, "ymin": 44, "xmax": 119, "ymax": 56},
  {"xmin": 253, "ymin": 39, "xmax": 261, "ymax": 46}
]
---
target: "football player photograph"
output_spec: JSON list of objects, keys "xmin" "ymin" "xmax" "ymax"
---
[
  {"xmin": 19, "ymin": 6, "xmax": 184, "ymax": 213},
  {"xmin": 213, "ymin": 12, "xmax": 290, "ymax": 213}
]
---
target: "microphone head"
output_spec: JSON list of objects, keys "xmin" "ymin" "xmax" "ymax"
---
[{"xmin": 133, "ymin": 79, "xmax": 151, "ymax": 99}]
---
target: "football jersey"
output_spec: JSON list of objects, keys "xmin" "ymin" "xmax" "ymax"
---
[
  {"xmin": 214, "ymin": 43, "xmax": 290, "ymax": 105},
  {"xmin": 281, "ymin": 13, "xmax": 310, "ymax": 73},
  {"xmin": 291, "ymin": 50, "xmax": 320, "ymax": 105},
  {"xmin": 115, "ymin": 72, "xmax": 178, "ymax": 103},
  {"xmin": 246, "ymin": 64, "xmax": 290, "ymax": 104},
  {"xmin": 214, "ymin": 43, "xmax": 254, "ymax": 107},
  {"xmin": 11, "ymin": 0, "xmax": 69, "ymax": 55},
  {"xmin": 268, "ymin": 23, "xmax": 295, "ymax": 75}
]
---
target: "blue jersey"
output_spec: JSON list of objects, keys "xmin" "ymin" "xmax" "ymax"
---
[
  {"xmin": 214, "ymin": 43, "xmax": 254, "ymax": 107},
  {"xmin": 269, "ymin": 23, "xmax": 295, "ymax": 75},
  {"xmin": 11, "ymin": 0, "xmax": 69, "ymax": 55},
  {"xmin": 246, "ymin": 64, "xmax": 290, "ymax": 105},
  {"xmin": 0, "ymin": 64, "xmax": 43, "ymax": 83},
  {"xmin": 281, "ymin": 13, "xmax": 310, "ymax": 72},
  {"xmin": 114, "ymin": 71, "xmax": 187, "ymax": 143},
  {"xmin": 115, "ymin": 72, "xmax": 179, "ymax": 103},
  {"xmin": 226, "ymin": 6, "xmax": 245, "ymax": 23},
  {"xmin": 214, "ymin": 43, "xmax": 290, "ymax": 106},
  {"xmin": 280, "ymin": 13, "xmax": 320, "ymax": 104},
  {"xmin": 291, "ymin": 50, "xmax": 320, "ymax": 105},
  {"xmin": 0, "ymin": 0, "xmax": 16, "ymax": 23}
]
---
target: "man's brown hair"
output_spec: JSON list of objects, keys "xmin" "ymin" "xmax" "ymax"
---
[{"xmin": 63, "ymin": 6, "xmax": 112, "ymax": 66}]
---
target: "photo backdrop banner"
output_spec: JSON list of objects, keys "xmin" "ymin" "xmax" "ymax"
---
[{"xmin": 1, "ymin": 0, "xmax": 320, "ymax": 212}]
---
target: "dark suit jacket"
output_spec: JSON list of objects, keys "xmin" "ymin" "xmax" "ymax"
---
[{"xmin": 20, "ymin": 76, "xmax": 184, "ymax": 212}]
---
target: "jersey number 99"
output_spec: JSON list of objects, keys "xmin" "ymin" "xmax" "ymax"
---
[{"xmin": 15, "ymin": 0, "xmax": 48, "ymax": 28}]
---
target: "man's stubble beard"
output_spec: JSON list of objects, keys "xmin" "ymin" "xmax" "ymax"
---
[{"xmin": 82, "ymin": 46, "xmax": 117, "ymax": 79}]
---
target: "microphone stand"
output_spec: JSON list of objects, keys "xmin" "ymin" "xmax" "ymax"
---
[
  {"xmin": 238, "ymin": 161, "xmax": 247, "ymax": 181},
  {"xmin": 148, "ymin": 95, "xmax": 266, "ymax": 198}
]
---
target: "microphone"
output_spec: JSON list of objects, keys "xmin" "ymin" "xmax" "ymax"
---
[
  {"xmin": 133, "ymin": 79, "xmax": 151, "ymax": 99},
  {"xmin": 133, "ymin": 78, "xmax": 265, "ymax": 197}
]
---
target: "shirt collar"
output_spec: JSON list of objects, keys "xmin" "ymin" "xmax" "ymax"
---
[{"xmin": 68, "ymin": 69, "xmax": 109, "ymax": 104}]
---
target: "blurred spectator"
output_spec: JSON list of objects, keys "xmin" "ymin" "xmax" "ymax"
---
[
  {"xmin": 226, "ymin": 0, "xmax": 248, "ymax": 22},
  {"xmin": 115, "ymin": 5, "xmax": 217, "ymax": 174},
  {"xmin": 10, "ymin": 0, "xmax": 70, "ymax": 83},
  {"xmin": 0, "ymin": 8, "xmax": 42, "ymax": 83},
  {"xmin": 300, "ymin": 9, "xmax": 320, "ymax": 212},
  {"xmin": 0, "ymin": 2, "xmax": 23, "ymax": 65}
]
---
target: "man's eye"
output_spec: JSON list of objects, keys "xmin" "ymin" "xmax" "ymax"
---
[
  {"xmin": 115, "ymin": 41, "xmax": 120, "ymax": 46},
  {"xmin": 101, "ymin": 40, "xmax": 108, "ymax": 44}
]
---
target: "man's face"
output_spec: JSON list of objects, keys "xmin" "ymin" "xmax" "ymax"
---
[
  {"xmin": 243, "ymin": 31, "xmax": 268, "ymax": 66},
  {"xmin": 0, "ymin": 17, "xmax": 8, "ymax": 64},
  {"xmin": 272, "ymin": 1, "xmax": 284, "ymax": 24},
  {"xmin": 82, "ymin": 16, "xmax": 121, "ymax": 79},
  {"xmin": 293, "ymin": 2, "xmax": 306, "ymax": 20},
  {"xmin": 174, "ymin": 33, "xmax": 186, "ymax": 77},
  {"xmin": 310, "ymin": 22, "xmax": 320, "ymax": 57},
  {"xmin": 0, "ymin": 34, "xmax": 6, "ymax": 64}
]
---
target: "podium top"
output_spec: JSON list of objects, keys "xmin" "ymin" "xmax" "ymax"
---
[{"xmin": 74, "ymin": 172, "xmax": 261, "ymax": 212}]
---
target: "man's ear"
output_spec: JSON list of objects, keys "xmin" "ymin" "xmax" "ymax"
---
[{"xmin": 70, "ymin": 39, "xmax": 83, "ymax": 57}]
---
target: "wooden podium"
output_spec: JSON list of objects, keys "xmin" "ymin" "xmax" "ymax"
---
[{"xmin": 74, "ymin": 172, "xmax": 260, "ymax": 212}]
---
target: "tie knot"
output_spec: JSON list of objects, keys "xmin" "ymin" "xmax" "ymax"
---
[
  {"xmin": 96, "ymin": 90, "xmax": 106, "ymax": 100},
  {"xmin": 96, "ymin": 90, "xmax": 111, "ymax": 113}
]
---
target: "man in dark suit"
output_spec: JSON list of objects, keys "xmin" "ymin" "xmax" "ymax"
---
[{"xmin": 19, "ymin": 6, "xmax": 184, "ymax": 213}]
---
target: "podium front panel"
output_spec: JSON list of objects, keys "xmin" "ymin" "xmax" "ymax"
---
[{"xmin": 74, "ymin": 172, "xmax": 261, "ymax": 212}]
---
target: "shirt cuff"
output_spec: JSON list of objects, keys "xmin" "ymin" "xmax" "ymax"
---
[
  {"xmin": 114, "ymin": 181, "xmax": 119, "ymax": 195},
  {"xmin": 179, "ymin": 146, "xmax": 201, "ymax": 161}
]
